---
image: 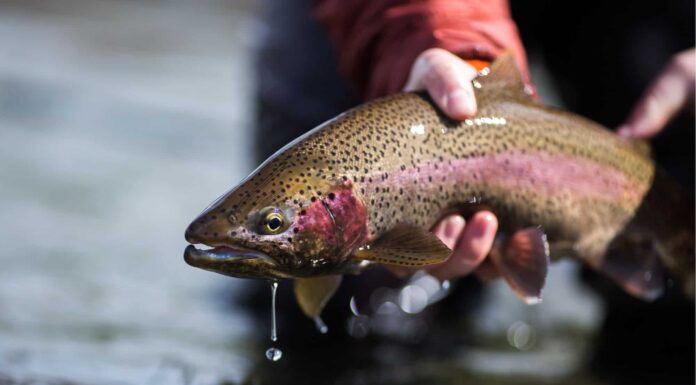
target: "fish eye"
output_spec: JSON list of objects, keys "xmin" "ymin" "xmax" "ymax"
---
[
  {"xmin": 257, "ymin": 207, "xmax": 289, "ymax": 235},
  {"xmin": 265, "ymin": 213, "xmax": 283, "ymax": 232}
]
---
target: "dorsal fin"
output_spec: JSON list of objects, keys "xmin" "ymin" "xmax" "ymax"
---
[{"xmin": 475, "ymin": 51, "xmax": 531, "ymax": 101}]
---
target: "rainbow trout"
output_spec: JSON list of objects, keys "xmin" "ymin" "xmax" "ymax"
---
[{"xmin": 184, "ymin": 54, "xmax": 694, "ymax": 320}]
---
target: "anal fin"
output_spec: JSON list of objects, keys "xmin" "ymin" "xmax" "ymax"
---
[
  {"xmin": 293, "ymin": 275, "xmax": 342, "ymax": 319},
  {"xmin": 491, "ymin": 227, "xmax": 550, "ymax": 304}
]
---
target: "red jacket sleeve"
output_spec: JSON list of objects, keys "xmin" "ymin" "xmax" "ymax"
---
[{"xmin": 314, "ymin": 0, "xmax": 530, "ymax": 100}]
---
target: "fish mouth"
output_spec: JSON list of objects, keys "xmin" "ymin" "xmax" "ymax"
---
[{"xmin": 184, "ymin": 244, "xmax": 287, "ymax": 279}]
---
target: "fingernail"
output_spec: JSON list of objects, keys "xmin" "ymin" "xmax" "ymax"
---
[
  {"xmin": 447, "ymin": 88, "xmax": 475, "ymax": 116},
  {"xmin": 443, "ymin": 216, "xmax": 465, "ymax": 238},
  {"xmin": 473, "ymin": 213, "xmax": 495, "ymax": 237}
]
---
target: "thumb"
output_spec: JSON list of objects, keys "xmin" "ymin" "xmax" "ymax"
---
[{"xmin": 404, "ymin": 48, "xmax": 479, "ymax": 120}]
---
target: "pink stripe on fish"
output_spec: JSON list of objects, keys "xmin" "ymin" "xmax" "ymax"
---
[{"xmin": 372, "ymin": 151, "xmax": 648, "ymax": 205}]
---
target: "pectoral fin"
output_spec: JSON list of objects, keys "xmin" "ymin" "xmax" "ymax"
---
[
  {"xmin": 352, "ymin": 223, "xmax": 452, "ymax": 267},
  {"xmin": 293, "ymin": 275, "xmax": 342, "ymax": 319},
  {"xmin": 598, "ymin": 236, "xmax": 664, "ymax": 301},
  {"xmin": 491, "ymin": 227, "xmax": 550, "ymax": 304}
]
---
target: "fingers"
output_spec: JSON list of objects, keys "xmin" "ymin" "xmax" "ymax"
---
[
  {"xmin": 428, "ymin": 211, "xmax": 498, "ymax": 281},
  {"xmin": 403, "ymin": 48, "xmax": 479, "ymax": 120},
  {"xmin": 431, "ymin": 214, "xmax": 466, "ymax": 250},
  {"xmin": 617, "ymin": 48, "xmax": 695, "ymax": 139}
]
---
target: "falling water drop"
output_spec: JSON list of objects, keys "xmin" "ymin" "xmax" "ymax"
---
[
  {"xmin": 266, "ymin": 280, "xmax": 282, "ymax": 362},
  {"xmin": 265, "ymin": 347, "xmax": 282, "ymax": 361},
  {"xmin": 314, "ymin": 316, "xmax": 328, "ymax": 334},
  {"xmin": 270, "ymin": 280, "xmax": 278, "ymax": 342}
]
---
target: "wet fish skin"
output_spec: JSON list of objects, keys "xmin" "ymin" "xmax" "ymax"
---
[{"xmin": 184, "ymin": 54, "xmax": 694, "ymax": 309}]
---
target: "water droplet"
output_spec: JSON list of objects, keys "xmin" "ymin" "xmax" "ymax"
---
[
  {"xmin": 349, "ymin": 296, "xmax": 361, "ymax": 316},
  {"xmin": 270, "ymin": 280, "xmax": 278, "ymax": 342},
  {"xmin": 265, "ymin": 280, "xmax": 282, "ymax": 362},
  {"xmin": 314, "ymin": 317, "xmax": 328, "ymax": 334},
  {"xmin": 506, "ymin": 321, "xmax": 535, "ymax": 350},
  {"xmin": 265, "ymin": 347, "xmax": 283, "ymax": 362}
]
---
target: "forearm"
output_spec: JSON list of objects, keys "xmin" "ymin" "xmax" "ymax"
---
[{"xmin": 314, "ymin": 0, "xmax": 530, "ymax": 99}]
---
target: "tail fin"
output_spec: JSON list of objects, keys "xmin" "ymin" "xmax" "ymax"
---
[
  {"xmin": 657, "ymin": 230, "xmax": 695, "ymax": 298},
  {"xmin": 652, "ymin": 170, "xmax": 695, "ymax": 298},
  {"xmin": 636, "ymin": 169, "xmax": 694, "ymax": 298},
  {"xmin": 596, "ymin": 168, "xmax": 694, "ymax": 300}
]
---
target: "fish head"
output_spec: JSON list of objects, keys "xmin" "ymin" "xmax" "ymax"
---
[{"xmin": 185, "ymin": 160, "xmax": 369, "ymax": 280}]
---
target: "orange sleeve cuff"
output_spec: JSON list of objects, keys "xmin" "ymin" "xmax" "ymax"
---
[{"xmin": 465, "ymin": 59, "xmax": 492, "ymax": 73}]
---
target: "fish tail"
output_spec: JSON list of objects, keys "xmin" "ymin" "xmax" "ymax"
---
[
  {"xmin": 642, "ymin": 170, "xmax": 694, "ymax": 298},
  {"xmin": 593, "ymin": 169, "xmax": 694, "ymax": 300}
]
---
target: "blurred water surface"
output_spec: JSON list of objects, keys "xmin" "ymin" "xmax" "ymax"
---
[{"xmin": 0, "ymin": 1, "xmax": 257, "ymax": 383}]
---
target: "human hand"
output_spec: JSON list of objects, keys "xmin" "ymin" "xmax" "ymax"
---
[
  {"xmin": 403, "ymin": 48, "xmax": 479, "ymax": 119},
  {"xmin": 398, "ymin": 48, "xmax": 499, "ymax": 281},
  {"xmin": 617, "ymin": 48, "xmax": 695, "ymax": 139}
]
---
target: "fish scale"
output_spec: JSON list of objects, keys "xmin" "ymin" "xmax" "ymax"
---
[{"xmin": 184, "ymin": 53, "xmax": 694, "ymax": 320}]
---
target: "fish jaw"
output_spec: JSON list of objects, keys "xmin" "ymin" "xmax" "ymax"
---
[
  {"xmin": 184, "ymin": 244, "xmax": 290, "ymax": 279},
  {"xmin": 183, "ymin": 196, "xmax": 293, "ymax": 279}
]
